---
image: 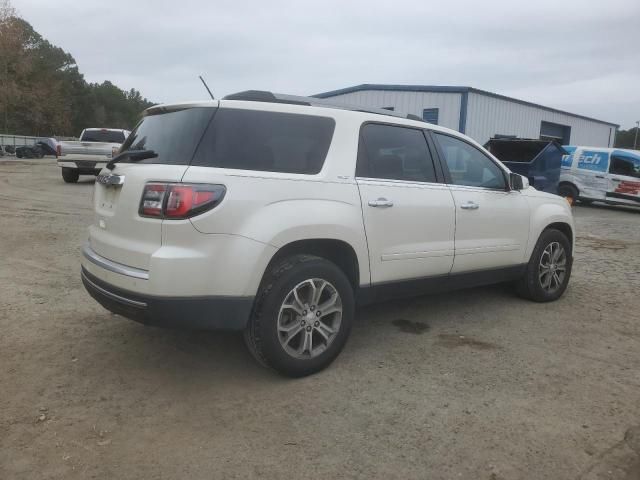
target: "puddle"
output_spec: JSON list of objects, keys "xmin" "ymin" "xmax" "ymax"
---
[{"xmin": 391, "ymin": 319, "xmax": 429, "ymax": 334}]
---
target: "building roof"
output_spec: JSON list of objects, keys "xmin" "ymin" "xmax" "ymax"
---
[{"xmin": 313, "ymin": 84, "xmax": 619, "ymax": 128}]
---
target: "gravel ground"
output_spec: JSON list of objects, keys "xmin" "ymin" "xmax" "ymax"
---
[{"xmin": 1, "ymin": 159, "xmax": 639, "ymax": 480}]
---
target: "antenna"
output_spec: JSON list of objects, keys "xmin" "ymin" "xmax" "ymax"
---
[{"xmin": 199, "ymin": 75, "xmax": 214, "ymax": 100}]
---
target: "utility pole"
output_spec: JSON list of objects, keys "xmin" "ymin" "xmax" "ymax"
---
[{"xmin": 634, "ymin": 120, "xmax": 640, "ymax": 150}]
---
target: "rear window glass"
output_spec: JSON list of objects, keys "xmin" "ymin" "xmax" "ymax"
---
[
  {"xmin": 120, "ymin": 108, "xmax": 215, "ymax": 165},
  {"xmin": 81, "ymin": 130, "xmax": 126, "ymax": 143},
  {"xmin": 192, "ymin": 108, "xmax": 335, "ymax": 174}
]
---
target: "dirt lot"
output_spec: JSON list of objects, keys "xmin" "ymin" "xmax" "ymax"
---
[{"xmin": 1, "ymin": 159, "xmax": 639, "ymax": 480}]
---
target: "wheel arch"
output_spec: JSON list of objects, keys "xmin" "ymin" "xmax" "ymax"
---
[
  {"xmin": 262, "ymin": 238, "xmax": 362, "ymax": 291},
  {"xmin": 559, "ymin": 180, "xmax": 579, "ymax": 195},
  {"xmin": 544, "ymin": 222, "xmax": 574, "ymax": 254}
]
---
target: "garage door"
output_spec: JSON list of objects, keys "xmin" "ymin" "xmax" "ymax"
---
[{"xmin": 540, "ymin": 121, "xmax": 571, "ymax": 144}]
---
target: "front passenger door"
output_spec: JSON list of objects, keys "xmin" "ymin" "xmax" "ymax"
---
[{"xmin": 432, "ymin": 132, "xmax": 530, "ymax": 273}]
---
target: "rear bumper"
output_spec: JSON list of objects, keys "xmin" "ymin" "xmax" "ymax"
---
[
  {"xmin": 81, "ymin": 267, "xmax": 254, "ymax": 331},
  {"xmin": 58, "ymin": 159, "xmax": 107, "ymax": 173}
]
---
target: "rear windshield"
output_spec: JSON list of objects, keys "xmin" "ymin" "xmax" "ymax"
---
[
  {"xmin": 81, "ymin": 130, "xmax": 126, "ymax": 143},
  {"xmin": 120, "ymin": 108, "xmax": 215, "ymax": 165},
  {"xmin": 192, "ymin": 108, "xmax": 335, "ymax": 174}
]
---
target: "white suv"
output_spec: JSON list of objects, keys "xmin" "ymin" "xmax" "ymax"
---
[{"xmin": 81, "ymin": 91, "xmax": 574, "ymax": 377}]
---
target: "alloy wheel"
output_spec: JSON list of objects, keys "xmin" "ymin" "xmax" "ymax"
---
[
  {"xmin": 277, "ymin": 278, "xmax": 343, "ymax": 359},
  {"xmin": 538, "ymin": 241, "xmax": 567, "ymax": 293}
]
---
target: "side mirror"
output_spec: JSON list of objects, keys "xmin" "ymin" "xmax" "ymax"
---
[{"xmin": 509, "ymin": 172, "xmax": 529, "ymax": 191}]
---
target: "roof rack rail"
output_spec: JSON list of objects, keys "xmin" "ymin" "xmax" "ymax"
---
[
  {"xmin": 222, "ymin": 90, "xmax": 426, "ymax": 123},
  {"xmin": 223, "ymin": 90, "xmax": 312, "ymax": 106}
]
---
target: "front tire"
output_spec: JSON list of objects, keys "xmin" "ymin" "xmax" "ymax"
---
[
  {"xmin": 244, "ymin": 254, "xmax": 355, "ymax": 377},
  {"xmin": 516, "ymin": 229, "xmax": 572, "ymax": 302},
  {"xmin": 61, "ymin": 167, "xmax": 79, "ymax": 183}
]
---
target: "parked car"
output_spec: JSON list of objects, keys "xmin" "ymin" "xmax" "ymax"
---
[
  {"xmin": 35, "ymin": 137, "xmax": 59, "ymax": 156},
  {"xmin": 57, "ymin": 128, "xmax": 130, "ymax": 183},
  {"xmin": 16, "ymin": 144, "xmax": 44, "ymax": 158},
  {"xmin": 559, "ymin": 146, "xmax": 640, "ymax": 206},
  {"xmin": 81, "ymin": 91, "xmax": 574, "ymax": 377},
  {"xmin": 15, "ymin": 138, "xmax": 59, "ymax": 158}
]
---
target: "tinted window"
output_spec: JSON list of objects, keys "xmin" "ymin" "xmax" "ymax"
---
[
  {"xmin": 81, "ymin": 130, "xmax": 126, "ymax": 143},
  {"xmin": 120, "ymin": 108, "xmax": 215, "ymax": 165},
  {"xmin": 192, "ymin": 109, "xmax": 335, "ymax": 174},
  {"xmin": 358, "ymin": 124, "xmax": 437, "ymax": 182},
  {"xmin": 434, "ymin": 133, "xmax": 506, "ymax": 189},
  {"xmin": 610, "ymin": 156, "xmax": 640, "ymax": 178}
]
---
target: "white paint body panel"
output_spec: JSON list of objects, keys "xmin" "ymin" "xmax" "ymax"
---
[
  {"xmin": 83, "ymin": 99, "xmax": 574, "ymax": 301},
  {"xmin": 356, "ymin": 179, "xmax": 455, "ymax": 283},
  {"xmin": 448, "ymin": 187, "xmax": 530, "ymax": 273}
]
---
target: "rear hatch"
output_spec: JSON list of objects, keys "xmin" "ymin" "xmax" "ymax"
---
[{"xmin": 89, "ymin": 104, "xmax": 217, "ymax": 270}]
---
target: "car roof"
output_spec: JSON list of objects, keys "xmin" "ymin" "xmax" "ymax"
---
[{"xmin": 144, "ymin": 90, "xmax": 464, "ymax": 138}]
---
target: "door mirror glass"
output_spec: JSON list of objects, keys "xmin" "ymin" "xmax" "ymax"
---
[{"xmin": 510, "ymin": 172, "xmax": 528, "ymax": 190}]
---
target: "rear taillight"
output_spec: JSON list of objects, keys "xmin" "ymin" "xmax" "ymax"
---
[
  {"xmin": 111, "ymin": 146, "xmax": 120, "ymax": 158},
  {"xmin": 139, "ymin": 183, "xmax": 225, "ymax": 219},
  {"xmin": 56, "ymin": 145, "xmax": 61, "ymax": 157}
]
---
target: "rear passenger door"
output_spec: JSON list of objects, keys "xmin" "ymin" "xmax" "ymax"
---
[
  {"xmin": 431, "ymin": 132, "xmax": 530, "ymax": 273},
  {"xmin": 356, "ymin": 123, "xmax": 456, "ymax": 284}
]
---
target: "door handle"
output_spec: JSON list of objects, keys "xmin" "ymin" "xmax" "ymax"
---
[
  {"xmin": 460, "ymin": 201, "xmax": 479, "ymax": 210},
  {"xmin": 368, "ymin": 197, "xmax": 394, "ymax": 208},
  {"xmin": 595, "ymin": 175, "xmax": 605, "ymax": 179},
  {"xmin": 612, "ymin": 178, "xmax": 622, "ymax": 182}
]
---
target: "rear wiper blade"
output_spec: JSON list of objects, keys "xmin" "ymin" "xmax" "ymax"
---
[{"xmin": 106, "ymin": 149, "xmax": 158, "ymax": 170}]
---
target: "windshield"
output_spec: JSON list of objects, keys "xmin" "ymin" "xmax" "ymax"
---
[
  {"xmin": 119, "ymin": 108, "xmax": 216, "ymax": 165},
  {"xmin": 81, "ymin": 130, "xmax": 126, "ymax": 143}
]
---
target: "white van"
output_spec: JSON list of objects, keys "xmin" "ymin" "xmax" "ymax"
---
[{"xmin": 559, "ymin": 146, "xmax": 640, "ymax": 207}]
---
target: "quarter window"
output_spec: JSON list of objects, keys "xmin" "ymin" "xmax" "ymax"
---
[
  {"xmin": 192, "ymin": 108, "xmax": 335, "ymax": 174},
  {"xmin": 358, "ymin": 124, "xmax": 437, "ymax": 183},
  {"xmin": 433, "ymin": 133, "xmax": 506, "ymax": 189}
]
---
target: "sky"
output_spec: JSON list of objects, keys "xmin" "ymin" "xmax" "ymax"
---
[{"xmin": 12, "ymin": 0, "xmax": 640, "ymax": 129}]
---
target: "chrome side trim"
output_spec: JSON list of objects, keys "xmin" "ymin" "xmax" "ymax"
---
[
  {"xmin": 81, "ymin": 270, "xmax": 147, "ymax": 309},
  {"xmin": 82, "ymin": 243, "xmax": 150, "ymax": 280}
]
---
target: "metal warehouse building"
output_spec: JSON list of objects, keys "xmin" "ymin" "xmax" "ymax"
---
[{"xmin": 313, "ymin": 84, "xmax": 618, "ymax": 147}]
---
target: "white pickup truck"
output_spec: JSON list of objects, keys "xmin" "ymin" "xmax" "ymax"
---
[{"xmin": 57, "ymin": 128, "xmax": 130, "ymax": 183}]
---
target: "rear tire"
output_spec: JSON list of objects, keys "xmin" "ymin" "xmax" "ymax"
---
[
  {"xmin": 516, "ymin": 229, "xmax": 572, "ymax": 302},
  {"xmin": 558, "ymin": 183, "xmax": 578, "ymax": 205},
  {"xmin": 61, "ymin": 167, "xmax": 79, "ymax": 183},
  {"xmin": 244, "ymin": 254, "xmax": 354, "ymax": 377}
]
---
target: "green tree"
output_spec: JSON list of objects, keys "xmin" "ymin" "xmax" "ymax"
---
[
  {"xmin": 0, "ymin": 0, "xmax": 153, "ymax": 137},
  {"xmin": 614, "ymin": 128, "xmax": 640, "ymax": 150}
]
